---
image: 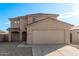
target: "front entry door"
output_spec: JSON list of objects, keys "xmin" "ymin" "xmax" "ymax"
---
[{"xmin": 22, "ymin": 32, "xmax": 26, "ymax": 41}]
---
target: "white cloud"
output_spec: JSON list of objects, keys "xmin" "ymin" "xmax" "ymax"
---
[
  {"xmin": 0, "ymin": 21, "xmax": 10, "ymax": 26},
  {"xmin": 59, "ymin": 3, "xmax": 79, "ymax": 19},
  {"xmin": 5, "ymin": 21, "xmax": 10, "ymax": 25},
  {"xmin": 59, "ymin": 10, "xmax": 79, "ymax": 19}
]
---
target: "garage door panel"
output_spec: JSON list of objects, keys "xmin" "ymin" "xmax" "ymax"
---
[{"xmin": 33, "ymin": 30, "xmax": 64, "ymax": 44}]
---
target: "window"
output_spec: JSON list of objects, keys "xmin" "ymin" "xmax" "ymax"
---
[
  {"xmin": 11, "ymin": 21, "xmax": 20, "ymax": 27},
  {"xmin": 14, "ymin": 21, "xmax": 20, "ymax": 24}
]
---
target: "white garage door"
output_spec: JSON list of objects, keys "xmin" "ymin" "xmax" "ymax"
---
[{"xmin": 33, "ymin": 30, "xmax": 65, "ymax": 44}]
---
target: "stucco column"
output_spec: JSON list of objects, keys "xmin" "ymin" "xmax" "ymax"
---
[
  {"xmin": 65, "ymin": 30, "xmax": 70, "ymax": 44},
  {"xmin": 20, "ymin": 31, "xmax": 22, "ymax": 41},
  {"xmin": 8, "ymin": 31, "xmax": 11, "ymax": 42}
]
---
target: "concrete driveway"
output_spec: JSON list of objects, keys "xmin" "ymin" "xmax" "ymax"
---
[
  {"xmin": 17, "ymin": 42, "xmax": 79, "ymax": 56},
  {"xmin": 32, "ymin": 44, "xmax": 79, "ymax": 56}
]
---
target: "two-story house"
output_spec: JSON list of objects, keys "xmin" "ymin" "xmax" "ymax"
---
[{"xmin": 8, "ymin": 13, "xmax": 74, "ymax": 44}]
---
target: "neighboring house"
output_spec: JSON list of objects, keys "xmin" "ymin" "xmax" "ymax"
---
[
  {"xmin": 0, "ymin": 30, "xmax": 8, "ymax": 42},
  {"xmin": 8, "ymin": 13, "xmax": 74, "ymax": 44}
]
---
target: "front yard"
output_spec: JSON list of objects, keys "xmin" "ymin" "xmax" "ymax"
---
[{"xmin": 0, "ymin": 42, "xmax": 32, "ymax": 56}]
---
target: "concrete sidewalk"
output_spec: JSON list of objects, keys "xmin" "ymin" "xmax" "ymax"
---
[{"xmin": 32, "ymin": 45, "xmax": 79, "ymax": 56}]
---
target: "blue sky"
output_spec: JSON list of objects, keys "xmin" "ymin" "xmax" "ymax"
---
[{"xmin": 0, "ymin": 3, "xmax": 79, "ymax": 31}]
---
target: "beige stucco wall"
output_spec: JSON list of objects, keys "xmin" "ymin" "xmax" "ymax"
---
[
  {"xmin": 20, "ymin": 17, "xmax": 28, "ymax": 31},
  {"xmin": 27, "ymin": 18, "xmax": 72, "ymax": 30},
  {"xmin": 27, "ymin": 14, "xmax": 58, "ymax": 24},
  {"xmin": 64, "ymin": 30, "xmax": 70, "ymax": 44},
  {"xmin": 27, "ymin": 18, "xmax": 72, "ymax": 44}
]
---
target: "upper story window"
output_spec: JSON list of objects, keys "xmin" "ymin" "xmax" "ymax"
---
[
  {"xmin": 11, "ymin": 21, "xmax": 20, "ymax": 28},
  {"xmin": 14, "ymin": 21, "xmax": 20, "ymax": 24}
]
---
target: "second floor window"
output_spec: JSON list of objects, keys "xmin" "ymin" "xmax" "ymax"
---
[
  {"xmin": 11, "ymin": 21, "xmax": 20, "ymax": 27},
  {"xmin": 14, "ymin": 21, "xmax": 20, "ymax": 24}
]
